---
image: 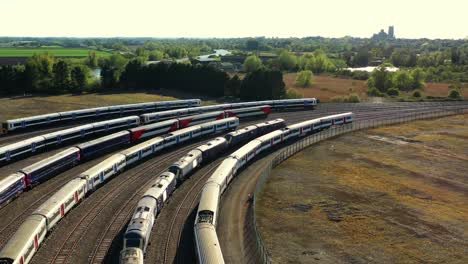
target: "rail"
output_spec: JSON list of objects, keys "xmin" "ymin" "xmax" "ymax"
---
[{"xmin": 251, "ymin": 106, "xmax": 468, "ymax": 263}]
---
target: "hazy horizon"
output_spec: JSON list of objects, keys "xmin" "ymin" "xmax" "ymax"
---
[{"xmin": 2, "ymin": 0, "xmax": 467, "ymax": 40}]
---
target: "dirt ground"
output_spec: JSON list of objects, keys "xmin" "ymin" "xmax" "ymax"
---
[
  {"xmin": 256, "ymin": 114, "xmax": 468, "ymax": 264},
  {"xmin": 283, "ymin": 73, "xmax": 468, "ymax": 102}
]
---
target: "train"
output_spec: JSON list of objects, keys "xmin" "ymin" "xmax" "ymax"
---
[
  {"xmin": 1, "ymin": 98, "xmax": 318, "ymax": 135},
  {"xmin": 194, "ymin": 112, "xmax": 354, "ymax": 264},
  {"xmin": 0, "ymin": 118, "xmax": 240, "ymax": 264},
  {"xmin": 1, "ymin": 99, "xmax": 202, "ymax": 134},
  {"xmin": 119, "ymin": 119, "xmax": 286, "ymax": 264},
  {"xmin": 0, "ymin": 106, "xmax": 271, "ymax": 207},
  {"xmin": 0, "ymin": 105, "xmax": 272, "ymax": 165}
]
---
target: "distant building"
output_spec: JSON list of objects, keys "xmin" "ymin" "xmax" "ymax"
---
[
  {"xmin": 388, "ymin": 26, "xmax": 395, "ymax": 39},
  {"xmin": 371, "ymin": 26, "xmax": 395, "ymax": 41}
]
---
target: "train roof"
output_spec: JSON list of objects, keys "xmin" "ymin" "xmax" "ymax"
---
[
  {"xmin": 0, "ymin": 135, "xmax": 45, "ymax": 152},
  {"xmin": 320, "ymin": 112, "xmax": 354, "ymax": 120},
  {"xmin": 199, "ymin": 117, "xmax": 238, "ymax": 128},
  {"xmin": 79, "ymin": 154, "xmax": 126, "ymax": 177},
  {"xmin": 194, "ymin": 224, "xmax": 225, "ymax": 263},
  {"xmin": 171, "ymin": 149, "xmax": 202, "ymax": 168},
  {"xmin": 255, "ymin": 130, "xmax": 284, "ymax": 143},
  {"xmin": 76, "ymin": 130, "xmax": 130, "ymax": 149},
  {"xmin": 207, "ymin": 157, "xmax": 237, "ymax": 186},
  {"xmin": 0, "ymin": 173, "xmax": 25, "ymax": 193},
  {"xmin": 33, "ymin": 178, "xmax": 86, "ymax": 215},
  {"xmin": 20, "ymin": 147, "xmax": 80, "ymax": 174},
  {"xmin": 196, "ymin": 137, "xmax": 227, "ymax": 153},
  {"xmin": 128, "ymin": 119, "xmax": 178, "ymax": 132},
  {"xmin": 42, "ymin": 124, "xmax": 94, "ymax": 139},
  {"xmin": 198, "ymin": 182, "xmax": 220, "ymax": 215},
  {"xmin": 229, "ymin": 140, "xmax": 261, "ymax": 160},
  {"xmin": 6, "ymin": 112, "xmax": 61, "ymax": 123}
]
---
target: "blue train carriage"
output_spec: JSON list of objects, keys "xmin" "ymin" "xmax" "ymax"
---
[{"xmin": 0, "ymin": 173, "xmax": 26, "ymax": 206}]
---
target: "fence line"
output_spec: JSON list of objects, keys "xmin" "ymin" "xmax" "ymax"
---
[{"xmin": 251, "ymin": 106, "xmax": 468, "ymax": 264}]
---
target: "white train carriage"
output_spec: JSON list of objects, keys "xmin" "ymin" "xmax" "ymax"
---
[
  {"xmin": 41, "ymin": 124, "xmax": 94, "ymax": 146},
  {"xmin": 195, "ymin": 182, "xmax": 221, "ymax": 226},
  {"xmin": 58, "ymin": 107, "xmax": 109, "ymax": 121},
  {"xmin": 128, "ymin": 119, "xmax": 179, "ymax": 141},
  {"xmin": 163, "ymin": 125, "xmax": 202, "ymax": 147},
  {"xmin": 91, "ymin": 116, "xmax": 140, "ymax": 134},
  {"xmin": 199, "ymin": 117, "xmax": 239, "ymax": 136},
  {"xmin": 120, "ymin": 137, "xmax": 164, "ymax": 166},
  {"xmin": 141, "ymin": 109, "xmax": 190, "ymax": 124},
  {"xmin": 0, "ymin": 136, "xmax": 46, "ymax": 163},
  {"xmin": 78, "ymin": 154, "xmax": 126, "ymax": 191},
  {"xmin": 143, "ymin": 172, "xmax": 176, "ymax": 213},
  {"xmin": 123, "ymin": 196, "xmax": 157, "ymax": 252},
  {"xmin": 119, "ymin": 248, "xmax": 144, "ymax": 264},
  {"xmin": 0, "ymin": 215, "xmax": 47, "ymax": 264},
  {"xmin": 208, "ymin": 157, "xmax": 238, "ymax": 193},
  {"xmin": 32, "ymin": 178, "xmax": 87, "ymax": 230},
  {"xmin": 224, "ymin": 105, "xmax": 271, "ymax": 118},
  {"xmin": 168, "ymin": 149, "xmax": 203, "ymax": 182},
  {"xmin": 156, "ymin": 99, "xmax": 201, "ymax": 110},
  {"xmin": 0, "ymin": 173, "xmax": 26, "ymax": 206},
  {"xmin": 256, "ymin": 130, "xmax": 285, "ymax": 153},
  {"xmin": 3, "ymin": 113, "xmax": 61, "ymax": 132},
  {"xmin": 194, "ymin": 224, "xmax": 225, "ymax": 264},
  {"xmin": 178, "ymin": 111, "xmax": 226, "ymax": 128},
  {"xmin": 229, "ymin": 140, "xmax": 261, "ymax": 170}
]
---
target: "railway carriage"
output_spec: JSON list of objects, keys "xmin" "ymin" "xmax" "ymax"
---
[
  {"xmin": 195, "ymin": 182, "xmax": 221, "ymax": 226},
  {"xmin": 177, "ymin": 111, "xmax": 226, "ymax": 128},
  {"xmin": 120, "ymin": 138, "xmax": 161, "ymax": 166},
  {"xmin": 224, "ymin": 125, "xmax": 258, "ymax": 146},
  {"xmin": 141, "ymin": 109, "xmax": 190, "ymax": 124},
  {"xmin": 123, "ymin": 196, "xmax": 157, "ymax": 252},
  {"xmin": 91, "ymin": 116, "xmax": 140, "ymax": 134},
  {"xmin": 78, "ymin": 154, "xmax": 126, "ymax": 191},
  {"xmin": 255, "ymin": 118, "xmax": 286, "ymax": 134},
  {"xmin": 32, "ymin": 178, "xmax": 87, "ymax": 230},
  {"xmin": 119, "ymin": 247, "xmax": 144, "ymax": 264},
  {"xmin": 0, "ymin": 136, "xmax": 46, "ymax": 163},
  {"xmin": 224, "ymin": 105, "xmax": 271, "ymax": 119},
  {"xmin": 199, "ymin": 117, "xmax": 239, "ymax": 136},
  {"xmin": 58, "ymin": 107, "xmax": 109, "ymax": 121},
  {"xmin": 3, "ymin": 113, "xmax": 61, "ymax": 132},
  {"xmin": 0, "ymin": 215, "xmax": 47, "ymax": 264},
  {"xmin": 194, "ymin": 224, "xmax": 225, "ymax": 264},
  {"xmin": 19, "ymin": 147, "xmax": 81, "ymax": 186},
  {"xmin": 0, "ymin": 173, "xmax": 26, "ymax": 206},
  {"xmin": 168, "ymin": 149, "xmax": 203, "ymax": 182},
  {"xmin": 76, "ymin": 131, "xmax": 131, "ymax": 159},
  {"xmin": 230, "ymin": 140, "xmax": 261, "ymax": 170},
  {"xmin": 197, "ymin": 137, "xmax": 228, "ymax": 161},
  {"xmin": 41, "ymin": 124, "xmax": 94, "ymax": 147},
  {"xmin": 128, "ymin": 119, "xmax": 179, "ymax": 142},
  {"xmin": 208, "ymin": 157, "xmax": 238, "ymax": 193},
  {"xmin": 256, "ymin": 130, "xmax": 285, "ymax": 153}
]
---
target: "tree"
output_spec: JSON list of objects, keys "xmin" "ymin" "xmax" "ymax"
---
[
  {"xmin": 243, "ymin": 55, "xmax": 262, "ymax": 72},
  {"xmin": 368, "ymin": 66, "xmax": 393, "ymax": 92},
  {"xmin": 86, "ymin": 51, "xmax": 98, "ymax": 68},
  {"xmin": 52, "ymin": 60, "xmax": 71, "ymax": 92},
  {"xmin": 410, "ymin": 68, "xmax": 425, "ymax": 89},
  {"xmin": 225, "ymin": 75, "xmax": 241, "ymax": 96},
  {"xmin": 148, "ymin": 50, "xmax": 165, "ymax": 61},
  {"xmin": 392, "ymin": 71, "xmax": 413, "ymax": 91},
  {"xmin": 295, "ymin": 70, "xmax": 313, "ymax": 87},
  {"xmin": 278, "ymin": 50, "xmax": 297, "ymax": 71},
  {"xmin": 246, "ymin": 39, "xmax": 259, "ymax": 50},
  {"xmin": 448, "ymin": 89, "xmax": 462, "ymax": 99},
  {"xmin": 386, "ymin": 87, "xmax": 400, "ymax": 96},
  {"xmin": 240, "ymin": 69, "xmax": 285, "ymax": 100},
  {"xmin": 70, "ymin": 66, "xmax": 87, "ymax": 93}
]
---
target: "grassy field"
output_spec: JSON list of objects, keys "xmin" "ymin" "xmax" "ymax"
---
[
  {"xmin": 283, "ymin": 73, "xmax": 468, "ymax": 102},
  {"xmin": 257, "ymin": 115, "xmax": 468, "ymax": 263},
  {"xmin": 0, "ymin": 48, "xmax": 111, "ymax": 57},
  {"xmin": 0, "ymin": 92, "xmax": 179, "ymax": 121}
]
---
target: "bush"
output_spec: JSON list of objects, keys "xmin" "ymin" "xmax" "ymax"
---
[
  {"xmin": 448, "ymin": 89, "xmax": 463, "ymax": 99},
  {"xmin": 351, "ymin": 71, "xmax": 370, "ymax": 80},
  {"xmin": 295, "ymin": 70, "xmax": 313, "ymax": 87},
  {"xmin": 412, "ymin": 89, "xmax": 423, "ymax": 98},
  {"xmin": 367, "ymin": 87, "xmax": 385, "ymax": 97},
  {"xmin": 386, "ymin": 87, "xmax": 400, "ymax": 96}
]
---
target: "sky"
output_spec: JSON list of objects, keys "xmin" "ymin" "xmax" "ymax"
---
[{"xmin": 1, "ymin": 0, "xmax": 467, "ymax": 39}]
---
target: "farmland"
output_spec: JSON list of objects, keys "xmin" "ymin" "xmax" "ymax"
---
[
  {"xmin": 257, "ymin": 114, "xmax": 468, "ymax": 264},
  {"xmin": 0, "ymin": 48, "xmax": 111, "ymax": 57}
]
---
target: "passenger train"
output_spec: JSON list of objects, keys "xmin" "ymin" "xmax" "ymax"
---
[
  {"xmin": 0, "ymin": 106, "xmax": 272, "ymax": 207},
  {"xmin": 0, "ymin": 118, "xmax": 240, "ymax": 264},
  {"xmin": 119, "ymin": 119, "xmax": 286, "ymax": 264},
  {"xmin": 1, "ymin": 99, "xmax": 201, "ymax": 133},
  {"xmin": 194, "ymin": 112, "xmax": 354, "ymax": 264}
]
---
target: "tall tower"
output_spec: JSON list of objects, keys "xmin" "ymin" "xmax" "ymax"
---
[{"xmin": 388, "ymin": 26, "xmax": 395, "ymax": 39}]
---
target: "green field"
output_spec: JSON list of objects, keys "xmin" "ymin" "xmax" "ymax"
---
[{"xmin": 0, "ymin": 48, "xmax": 111, "ymax": 57}]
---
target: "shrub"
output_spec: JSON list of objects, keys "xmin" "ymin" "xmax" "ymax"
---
[
  {"xmin": 448, "ymin": 89, "xmax": 463, "ymax": 99},
  {"xmin": 295, "ymin": 70, "xmax": 314, "ymax": 87},
  {"xmin": 412, "ymin": 89, "xmax": 423, "ymax": 98},
  {"xmin": 347, "ymin": 93, "xmax": 361, "ymax": 103},
  {"xmin": 331, "ymin": 93, "xmax": 360, "ymax": 103},
  {"xmin": 367, "ymin": 87, "xmax": 385, "ymax": 97},
  {"xmin": 386, "ymin": 87, "xmax": 400, "ymax": 96}
]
